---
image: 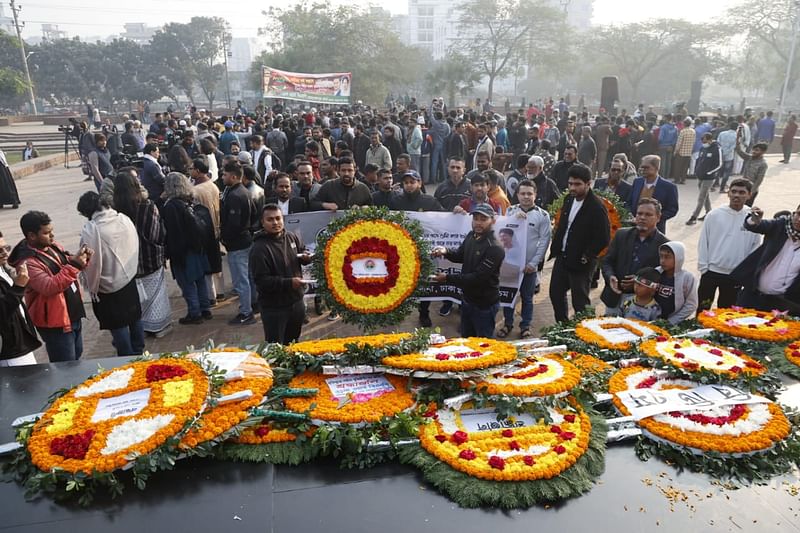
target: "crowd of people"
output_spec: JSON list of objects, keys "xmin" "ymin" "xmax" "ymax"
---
[{"xmin": 0, "ymin": 96, "xmax": 799, "ymax": 367}]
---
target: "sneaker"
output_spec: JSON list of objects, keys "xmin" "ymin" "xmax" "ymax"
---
[
  {"xmin": 685, "ymin": 217, "xmax": 697, "ymax": 226},
  {"xmin": 419, "ymin": 314, "xmax": 432, "ymax": 328},
  {"xmin": 216, "ymin": 293, "xmax": 228, "ymax": 302},
  {"xmin": 179, "ymin": 315, "xmax": 203, "ymax": 325},
  {"xmin": 228, "ymin": 313, "xmax": 256, "ymax": 325},
  {"xmin": 327, "ymin": 311, "xmax": 339, "ymax": 321},
  {"xmin": 201, "ymin": 310, "xmax": 213, "ymax": 321},
  {"xmin": 439, "ymin": 302, "xmax": 452, "ymax": 316}
]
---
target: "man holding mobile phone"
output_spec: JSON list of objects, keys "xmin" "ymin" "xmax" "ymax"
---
[
  {"xmin": 0, "ymin": 231, "xmax": 41, "ymax": 366},
  {"xmin": 9, "ymin": 211, "xmax": 92, "ymax": 362}
]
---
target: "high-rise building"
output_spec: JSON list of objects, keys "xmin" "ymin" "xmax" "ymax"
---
[
  {"xmin": 406, "ymin": 0, "xmax": 593, "ymax": 60},
  {"xmin": 0, "ymin": 5, "xmax": 16, "ymax": 36},
  {"xmin": 120, "ymin": 23, "xmax": 157, "ymax": 45}
]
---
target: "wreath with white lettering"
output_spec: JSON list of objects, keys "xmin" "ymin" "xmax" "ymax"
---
[{"xmin": 313, "ymin": 207, "xmax": 434, "ymax": 330}]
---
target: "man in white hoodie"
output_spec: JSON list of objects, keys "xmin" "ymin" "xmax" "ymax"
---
[{"xmin": 697, "ymin": 178, "xmax": 761, "ymax": 311}]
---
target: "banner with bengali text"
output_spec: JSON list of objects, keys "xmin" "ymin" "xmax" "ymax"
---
[{"xmin": 262, "ymin": 66, "xmax": 352, "ymax": 104}]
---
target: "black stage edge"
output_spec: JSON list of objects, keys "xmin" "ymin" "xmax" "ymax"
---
[{"xmin": 2, "ymin": 358, "xmax": 798, "ymax": 533}]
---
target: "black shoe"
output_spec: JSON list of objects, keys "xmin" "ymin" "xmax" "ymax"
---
[
  {"xmin": 228, "ymin": 313, "xmax": 256, "ymax": 325},
  {"xmin": 327, "ymin": 311, "xmax": 339, "ymax": 321},
  {"xmin": 439, "ymin": 302, "xmax": 453, "ymax": 316},
  {"xmin": 201, "ymin": 310, "xmax": 213, "ymax": 321},
  {"xmin": 179, "ymin": 315, "xmax": 203, "ymax": 325},
  {"xmin": 685, "ymin": 217, "xmax": 697, "ymax": 226},
  {"xmin": 419, "ymin": 314, "xmax": 432, "ymax": 328},
  {"xmin": 698, "ymin": 214, "xmax": 707, "ymax": 221},
  {"xmin": 534, "ymin": 283, "xmax": 541, "ymax": 295},
  {"xmin": 314, "ymin": 295, "xmax": 325, "ymax": 315},
  {"xmin": 11, "ymin": 204, "xmax": 18, "ymax": 209},
  {"xmin": 216, "ymin": 293, "xmax": 228, "ymax": 302},
  {"xmin": 303, "ymin": 314, "xmax": 310, "ymax": 324}
]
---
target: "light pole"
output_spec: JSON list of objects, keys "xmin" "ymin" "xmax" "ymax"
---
[
  {"xmin": 222, "ymin": 33, "xmax": 232, "ymax": 110},
  {"xmin": 779, "ymin": 1, "xmax": 800, "ymax": 123},
  {"xmin": 9, "ymin": 0, "xmax": 37, "ymax": 115}
]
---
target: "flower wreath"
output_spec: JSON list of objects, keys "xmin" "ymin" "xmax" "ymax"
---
[
  {"xmin": 639, "ymin": 337, "xmax": 766, "ymax": 378},
  {"xmin": 400, "ymin": 400, "xmax": 606, "ymax": 508},
  {"xmin": 698, "ymin": 307, "xmax": 800, "ymax": 342},
  {"xmin": 284, "ymin": 371, "xmax": 415, "ymax": 424},
  {"xmin": 574, "ymin": 317, "xmax": 669, "ymax": 351},
  {"xmin": 786, "ymin": 342, "xmax": 800, "ymax": 368},
  {"xmin": 469, "ymin": 355, "xmax": 581, "ymax": 397},
  {"xmin": 26, "ymin": 358, "xmax": 209, "ymax": 475},
  {"xmin": 313, "ymin": 207, "xmax": 434, "ymax": 330},
  {"xmin": 288, "ymin": 333, "xmax": 412, "ymax": 356},
  {"xmin": 179, "ymin": 351, "xmax": 274, "ymax": 450},
  {"xmin": 609, "ymin": 366, "xmax": 791, "ymax": 456},
  {"xmin": 549, "ymin": 188, "xmax": 629, "ymax": 258},
  {"xmin": 381, "ymin": 337, "xmax": 518, "ymax": 374}
]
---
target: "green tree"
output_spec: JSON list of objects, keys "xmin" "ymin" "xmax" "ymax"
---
[
  {"xmin": 0, "ymin": 67, "xmax": 28, "ymax": 109},
  {"xmin": 585, "ymin": 19, "xmax": 725, "ymax": 104},
  {"xmin": 29, "ymin": 38, "xmax": 92, "ymax": 105},
  {"xmin": 451, "ymin": 0, "xmax": 561, "ymax": 102},
  {"xmin": 253, "ymin": 2, "xmax": 425, "ymax": 105},
  {"xmin": 425, "ymin": 55, "xmax": 482, "ymax": 108}
]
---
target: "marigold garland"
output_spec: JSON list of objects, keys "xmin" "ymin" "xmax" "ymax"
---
[
  {"xmin": 381, "ymin": 337, "xmax": 518, "ymax": 373},
  {"xmin": 180, "ymin": 353, "xmax": 274, "ymax": 449},
  {"xmin": 562, "ymin": 351, "xmax": 613, "ymax": 374},
  {"xmin": 574, "ymin": 317, "xmax": 669, "ymax": 351},
  {"xmin": 284, "ymin": 371, "xmax": 414, "ymax": 424},
  {"xmin": 640, "ymin": 338, "xmax": 766, "ymax": 378},
  {"xmin": 470, "ymin": 355, "xmax": 581, "ymax": 397},
  {"xmin": 697, "ymin": 307, "xmax": 800, "ymax": 342},
  {"xmin": 288, "ymin": 333, "xmax": 412, "ymax": 356},
  {"xmin": 786, "ymin": 342, "xmax": 800, "ymax": 367},
  {"xmin": 609, "ymin": 366, "xmax": 791, "ymax": 454},
  {"xmin": 419, "ymin": 402, "xmax": 592, "ymax": 481},
  {"xmin": 27, "ymin": 358, "xmax": 209, "ymax": 474}
]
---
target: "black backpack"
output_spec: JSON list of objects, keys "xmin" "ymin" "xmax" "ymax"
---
[{"xmin": 185, "ymin": 202, "xmax": 213, "ymax": 253}]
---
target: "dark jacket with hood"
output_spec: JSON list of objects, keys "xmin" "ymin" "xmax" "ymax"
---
[
  {"xmin": 249, "ymin": 230, "xmax": 307, "ymax": 308},
  {"xmin": 444, "ymin": 230, "xmax": 505, "ymax": 308},
  {"xmin": 0, "ymin": 268, "xmax": 42, "ymax": 360}
]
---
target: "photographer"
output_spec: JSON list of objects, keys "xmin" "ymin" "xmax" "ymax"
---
[{"xmin": 87, "ymin": 133, "xmax": 115, "ymax": 192}]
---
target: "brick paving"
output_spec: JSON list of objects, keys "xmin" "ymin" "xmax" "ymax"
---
[{"xmin": 1, "ymin": 131, "xmax": 797, "ymax": 362}]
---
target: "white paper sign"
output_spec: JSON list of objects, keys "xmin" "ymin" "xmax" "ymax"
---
[
  {"xmin": 325, "ymin": 373, "xmax": 395, "ymax": 403},
  {"xmin": 195, "ymin": 352, "xmax": 250, "ymax": 376},
  {"xmin": 602, "ymin": 327, "xmax": 642, "ymax": 344},
  {"xmin": 350, "ymin": 257, "xmax": 389, "ymax": 279},
  {"xmin": 731, "ymin": 316, "xmax": 769, "ymax": 327},
  {"xmin": 92, "ymin": 389, "xmax": 151, "ymax": 423},
  {"xmin": 458, "ymin": 408, "xmax": 539, "ymax": 432},
  {"xmin": 615, "ymin": 385, "xmax": 771, "ymax": 421}
]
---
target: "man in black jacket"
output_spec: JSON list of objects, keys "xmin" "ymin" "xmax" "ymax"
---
[
  {"xmin": 0, "ymin": 231, "xmax": 40, "ymax": 366},
  {"xmin": 250, "ymin": 204, "xmax": 313, "ymax": 343},
  {"xmin": 549, "ymin": 165, "xmax": 611, "ymax": 322},
  {"xmin": 600, "ymin": 198, "xmax": 668, "ymax": 314},
  {"xmin": 265, "ymin": 173, "xmax": 307, "ymax": 214},
  {"xmin": 732, "ymin": 206, "xmax": 800, "ymax": 313},
  {"xmin": 432, "ymin": 203, "xmax": 505, "ymax": 337},
  {"xmin": 221, "ymin": 160, "xmax": 257, "ymax": 325},
  {"xmin": 391, "ymin": 171, "xmax": 443, "ymax": 211}
]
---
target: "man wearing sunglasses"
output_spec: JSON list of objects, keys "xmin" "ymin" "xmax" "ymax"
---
[
  {"xmin": 594, "ymin": 160, "xmax": 632, "ymax": 206},
  {"xmin": 0, "ymin": 231, "xmax": 41, "ymax": 366}
]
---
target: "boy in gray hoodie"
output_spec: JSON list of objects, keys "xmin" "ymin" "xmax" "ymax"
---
[{"xmin": 655, "ymin": 241, "xmax": 698, "ymax": 324}]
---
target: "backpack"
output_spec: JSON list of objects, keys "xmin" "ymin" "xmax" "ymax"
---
[{"xmin": 185, "ymin": 202, "xmax": 213, "ymax": 253}]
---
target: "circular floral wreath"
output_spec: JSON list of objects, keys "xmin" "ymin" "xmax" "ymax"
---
[
  {"xmin": 381, "ymin": 337, "xmax": 518, "ymax": 373},
  {"xmin": 469, "ymin": 355, "xmax": 581, "ymax": 397},
  {"xmin": 419, "ymin": 401, "xmax": 592, "ymax": 481},
  {"xmin": 640, "ymin": 337, "xmax": 766, "ymax": 378},
  {"xmin": 609, "ymin": 366, "xmax": 790, "ymax": 455},
  {"xmin": 314, "ymin": 207, "xmax": 434, "ymax": 330},
  {"xmin": 288, "ymin": 333, "xmax": 412, "ymax": 357},
  {"xmin": 549, "ymin": 188, "xmax": 629, "ymax": 258},
  {"xmin": 786, "ymin": 342, "xmax": 800, "ymax": 367},
  {"xmin": 698, "ymin": 307, "xmax": 800, "ymax": 342},
  {"xmin": 574, "ymin": 317, "xmax": 669, "ymax": 351},
  {"xmin": 284, "ymin": 371, "xmax": 415, "ymax": 424},
  {"xmin": 27, "ymin": 358, "xmax": 209, "ymax": 474}
]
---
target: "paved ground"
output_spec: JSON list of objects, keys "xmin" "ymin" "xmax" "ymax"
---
[{"xmin": 2, "ymin": 124, "xmax": 798, "ymax": 362}]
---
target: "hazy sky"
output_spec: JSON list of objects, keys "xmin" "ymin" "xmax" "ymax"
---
[{"xmin": 8, "ymin": 0, "xmax": 739, "ymax": 39}]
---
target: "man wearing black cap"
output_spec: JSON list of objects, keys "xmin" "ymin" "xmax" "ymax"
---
[
  {"xmin": 391, "ymin": 170, "xmax": 443, "ymax": 212},
  {"xmin": 432, "ymin": 203, "xmax": 505, "ymax": 337}
]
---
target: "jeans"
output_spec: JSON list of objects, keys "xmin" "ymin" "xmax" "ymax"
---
[
  {"xmin": 38, "ymin": 320, "xmax": 83, "ymax": 362},
  {"xmin": 110, "ymin": 319, "xmax": 145, "ymax": 356},
  {"xmin": 658, "ymin": 146, "xmax": 674, "ymax": 182},
  {"xmin": 503, "ymin": 271, "xmax": 536, "ymax": 330},
  {"xmin": 460, "ymin": 301, "xmax": 499, "ymax": 338},
  {"xmin": 431, "ymin": 143, "xmax": 447, "ymax": 182},
  {"xmin": 691, "ymin": 179, "xmax": 714, "ymax": 219},
  {"xmin": 717, "ymin": 160, "xmax": 734, "ymax": 190},
  {"xmin": 175, "ymin": 267, "xmax": 211, "ymax": 317},
  {"xmin": 227, "ymin": 248, "xmax": 253, "ymax": 316},
  {"xmin": 261, "ymin": 300, "xmax": 305, "ymax": 344},
  {"xmin": 410, "ymin": 154, "xmax": 421, "ymax": 172},
  {"xmin": 549, "ymin": 256, "xmax": 594, "ymax": 323},
  {"xmin": 697, "ymin": 271, "xmax": 740, "ymax": 311}
]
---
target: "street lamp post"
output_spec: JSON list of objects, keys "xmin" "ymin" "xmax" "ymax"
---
[
  {"xmin": 9, "ymin": 0, "xmax": 37, "ymax": 115},
  {"xmin": 778, "ymin": 1, "xmax": 800, "ymax": 123}
]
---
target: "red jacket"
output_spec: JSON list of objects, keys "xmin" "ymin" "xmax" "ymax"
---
[{"xmin": 9, "ymin": 241, "xmax": 83, "ymax": 331}]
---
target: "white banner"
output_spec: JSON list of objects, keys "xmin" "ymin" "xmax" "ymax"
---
[
  {"xmin": 325, "ymin": 373, "xmax": 395, "ymax": 403},
  {"xmin": 457, "ymin": 407, "xmax": 539, "ymax": 432},
  {"xmin": 615, "ymin": 384, "xmax": 771, "ymax": 421},
  {"xmin": 280, "ymin": 211, "xmax": 527, "ymax": 308}
]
